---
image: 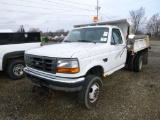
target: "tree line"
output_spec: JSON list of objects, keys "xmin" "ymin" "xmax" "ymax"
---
[
  {"xmin": 130, "ymin": 7, "xmax": 160, "ymax": 40},
  {"xmin": 42, "ymin": 29, "xmax": 69, "ymax": 37},
  {"xmin": 17, "ymin": 27, "xmax": 69, "ymax": 37},
  {"xmin": 17, "ymin": 7, "xmax": 160, "ymax": 40}
]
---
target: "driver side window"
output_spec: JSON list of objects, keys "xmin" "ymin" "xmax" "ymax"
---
[{"xmin": 111, "ymin": 28, "xmax": 123, "ymax": 45}]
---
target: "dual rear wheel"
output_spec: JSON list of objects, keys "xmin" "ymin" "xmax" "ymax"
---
[
  {"xmin": 128, "ymin": 54, "xmax": 143, "ymax": 72},
  {"xmin": 133, "ymin": 55, "xmax": 143, "ymax": 72}
]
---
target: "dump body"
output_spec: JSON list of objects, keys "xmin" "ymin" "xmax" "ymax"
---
[{"xmin": 127, "ymin": 35, "xmax": 149, "ymax": 54}]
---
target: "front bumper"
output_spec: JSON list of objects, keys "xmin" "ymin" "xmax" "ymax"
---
[{"xmin": 23, "ymin": 67, "xmax": 85, "ymax": 91}]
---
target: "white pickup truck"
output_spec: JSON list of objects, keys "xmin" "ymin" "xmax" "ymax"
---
[
  {"xmin": 24, "ymin": 19, "xmax": 149, "ymax": 109},
  {"xmin": 0, "ymin": 32, "xmax": 40, "ymax": 79}
]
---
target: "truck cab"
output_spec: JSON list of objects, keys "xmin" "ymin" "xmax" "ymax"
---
[{"xmin": 24, "ymin": 19, "xmax": 149, "ymax": 109}]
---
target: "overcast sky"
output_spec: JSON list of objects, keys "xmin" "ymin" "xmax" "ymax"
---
[{"xmin": 0, "ymin": 0, "xmax": 159, "ymax": 32}]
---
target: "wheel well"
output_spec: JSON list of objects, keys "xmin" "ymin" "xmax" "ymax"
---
[
  {"xmin": 86, "ymin": 66, "xmax": 104, "ymax": 78},
  {"xmin": 3, "ymin": 56, "xmax": 24, "ymax": 70},
  {"xmin": 2, "ymin": 51, "xmax": 25, "ymax": 70}
]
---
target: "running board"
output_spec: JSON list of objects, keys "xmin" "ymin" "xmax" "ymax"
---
[{"xmin": 103, "ymin": 64, "xmax": 125, "ymax": 77}]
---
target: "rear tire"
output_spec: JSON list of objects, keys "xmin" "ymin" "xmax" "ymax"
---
[
  {"xmin": 143, "ymin": 50, "xmax": 148, "ymax": 65},
  {"xmin": 78, "ymin": 75, "xmax": 102, "ymax": 109},
  {"xmin": 6, "ymin": 60, "xmax": 25, "ymax": 80},
  {"xmin": 133, "ymin": 55, "xmax": 143, "ymax": 72},
  {"xmin": 128, "ymin": 55, "xmax": 135, "ymax": 70}
]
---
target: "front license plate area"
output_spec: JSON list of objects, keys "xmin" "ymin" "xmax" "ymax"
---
[
  {"xmin": 41, "ymin": 80, "xmax": 49, "ymax": 87},
  {"xmin": 32, "ymin": 77, "xmax": 41, "ymax": 87}
]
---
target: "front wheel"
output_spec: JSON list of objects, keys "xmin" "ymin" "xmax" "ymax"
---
[
  {"xmin": 78, "ymin": 75, "xmax": 102, "ymax": 109},
  {"xmin": 6, "ymin": 60, "xmax": 25, "ymax": 80}
]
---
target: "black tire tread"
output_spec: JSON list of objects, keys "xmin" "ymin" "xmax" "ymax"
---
[
  {"xmin": 128, "ymin": 55, "xmax": 135, "ymax": 71},
  {"xmin": 143, "ymin": 50, "xmax": 148, "ymax": 65},
  {"xmin": 133, "ymin": 55, "xmax": 143, "ymax": 72},
  {"xmin": 78, "ymin": 75, "xmax": 102, "ymax": 109},
  {"xmin": 6, "ymin": 59, "xmax": 25, "ymax": 80}
]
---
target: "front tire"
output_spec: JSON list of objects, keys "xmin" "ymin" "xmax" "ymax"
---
[
  {"xmin": 78, "ymin": 75, "xmax": 102, "ymax": 109},
  {"xmin": 6, "ymin": 60, "xmax": 25, "ymax": 80}
]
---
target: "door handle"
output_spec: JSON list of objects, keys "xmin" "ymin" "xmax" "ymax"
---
[{"xmin": 103, "ymin": 58, "xmax": 108, "ymax": 62}]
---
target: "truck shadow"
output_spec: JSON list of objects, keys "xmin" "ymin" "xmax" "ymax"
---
[
  {"xmin": 29, "ymin": 86, "xmax": 80, "ymax": 110},
  {"xmin": 0, "ymin": 71, "xmax": 9, "ymax": 82}
]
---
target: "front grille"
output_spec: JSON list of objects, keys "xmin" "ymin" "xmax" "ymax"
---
[{"xmin": 25, "ymin": 54, "xmax": 56, "ymax": 74}]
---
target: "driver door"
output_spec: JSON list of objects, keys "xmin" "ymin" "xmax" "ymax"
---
[{"xmin": 109, "ymin": 28, "xmax": 127, "ymax": 70}]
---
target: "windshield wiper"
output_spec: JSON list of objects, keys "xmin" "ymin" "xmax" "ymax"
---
[{"xmin": 77, "ymin": 40, "xmax": 96, "ymax": 44}]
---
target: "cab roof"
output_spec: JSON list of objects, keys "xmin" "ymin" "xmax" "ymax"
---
[
  {"xmin": 74, "ymin": 19, "xmax": 131, "ymax": 40},
  {"xmin": 73, "ymin": 25, "xmax": 117, "ymax": 29},
  {"xmin": 74, "ymin": 19, "xmax": 130, "ymax": 28}
]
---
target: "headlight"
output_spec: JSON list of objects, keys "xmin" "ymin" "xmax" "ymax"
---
[{"xmin": 57, "ymin": 59, "xmax": 80, "ymax": 73}]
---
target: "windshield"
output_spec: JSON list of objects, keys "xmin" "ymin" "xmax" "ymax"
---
[{"xmin": 64, "ymin": 27, "xmax": 109, "ymax": 43}]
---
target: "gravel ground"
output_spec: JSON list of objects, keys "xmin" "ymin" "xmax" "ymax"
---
[{"xmin": 0, "ymin": 41, "xmax": 160, "ymax": 120}]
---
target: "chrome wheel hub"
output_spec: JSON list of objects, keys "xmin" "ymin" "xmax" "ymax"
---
[
  {"xmin": 89, "ymin": 83, "xmax": 99, "ymax": 103},
  {"xmin": 13, "ymin": 64, "xmax": 24, "ymax": 76}
]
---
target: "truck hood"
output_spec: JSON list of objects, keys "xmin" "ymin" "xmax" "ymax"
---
[{"xmin": 25, "ymin": 42, "xmax": 98, "ymax": 58}]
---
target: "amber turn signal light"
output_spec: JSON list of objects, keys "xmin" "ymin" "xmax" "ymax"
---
[{"xmin": 57, "ymin": 68, "xmax": 79, "ymax": 73}]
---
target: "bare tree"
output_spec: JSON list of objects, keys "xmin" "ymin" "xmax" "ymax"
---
[
  {"xmin": 146, "ymin": 13, "xmax": 160, "ymax": 37},
  {"xmin": 28, "ymin": 28, "xmax": 40, "ymax": 32},
  {"xmin": 55, "ymin": 29, "xmax": 65, "ymax": 36},
  {"xmin": 130, "ymin": 7, "xmax": 146, "ymax": 34},
  {"xmin": 41, "ymin": 29, "xmax": 69, "ymax": 37}
]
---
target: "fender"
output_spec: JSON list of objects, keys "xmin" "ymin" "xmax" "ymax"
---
[
  {"xmin": 2, "ymin": 51, "xmax": 25, "ymax": 70},
  {"xmin": 82, "ymin": 60, "xmax": 105, "ymax": 76}
]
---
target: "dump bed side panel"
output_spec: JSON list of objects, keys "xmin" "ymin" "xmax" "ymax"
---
[
  {"xmin": 134, "ymin": 38, "xmax": 149, "ymax": 52},
  {"xmin": 127, "ymin": 36, "xmax": 149, "ymax": 53}
]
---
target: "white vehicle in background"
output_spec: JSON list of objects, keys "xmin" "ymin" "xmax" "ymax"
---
[
  {"xmin": 24, "ymin": 19, "xmax": 149, "ymax": 109},
  {"xmin": 0, "ymin": 31, "xmax": 41, "ymax": 79}
]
